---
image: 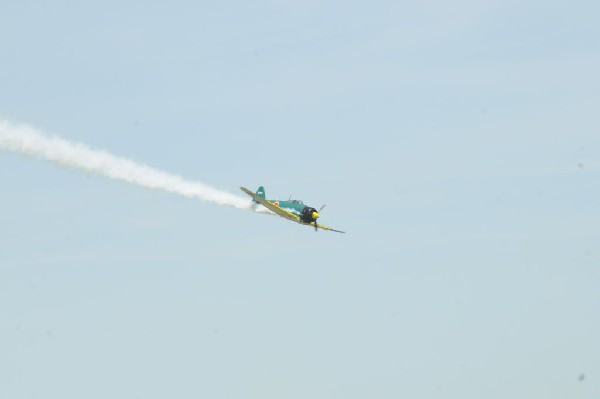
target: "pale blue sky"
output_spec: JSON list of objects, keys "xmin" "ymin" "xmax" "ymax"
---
[{"xmin": 1, "ymin": 1, "xmax": 599, "ymax": 398}]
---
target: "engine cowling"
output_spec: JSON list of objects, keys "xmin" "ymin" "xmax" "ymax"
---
[{"xmin": 300, "ymin": 207, "xmax": 319, "ymax": 223}]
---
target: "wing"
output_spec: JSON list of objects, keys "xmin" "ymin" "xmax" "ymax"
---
[
  {"xmin": 303, "ymin": 222, "xmax": 346, "ymax": 234},
  {"xmin": 313, "ymin": 222, "xmax": 346, "ymax": 234},
  {"xmin": 240, "ymin": 187, "xmax": 303, "ymax": 224}
]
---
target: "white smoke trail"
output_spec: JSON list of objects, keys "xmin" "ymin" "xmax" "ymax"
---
[{"xmin": 0, "ymin": 120, "xmax": 256, "ymax": 210}]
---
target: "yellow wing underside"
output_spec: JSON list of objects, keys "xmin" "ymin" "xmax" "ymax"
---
[{"xmin": 240, "ymin": 187, "xmax": 345, "ymax": 233}]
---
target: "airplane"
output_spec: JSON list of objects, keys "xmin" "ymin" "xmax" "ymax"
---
[{"xmin": 240, "ymin": 186, "xmax": 345, "ymax": 233}]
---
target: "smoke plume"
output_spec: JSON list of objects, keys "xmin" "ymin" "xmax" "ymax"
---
[{"xmin": 0, "ymin": 121, "xmax": 254, "ymax": 210}]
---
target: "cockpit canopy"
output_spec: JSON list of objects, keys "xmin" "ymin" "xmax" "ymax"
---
[{"xmin": 290, "ymin": 199, "xmax": 304, "ymax": 204}]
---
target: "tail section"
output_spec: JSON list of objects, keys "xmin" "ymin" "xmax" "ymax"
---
[{"xmin": 253, "ymin": 186, "xmax": 266, "ymax": 204}]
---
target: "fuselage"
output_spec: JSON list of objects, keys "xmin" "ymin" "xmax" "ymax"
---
[{"xmin": 268, "ymin": 199, "xmax": 319, "ymax": 224}]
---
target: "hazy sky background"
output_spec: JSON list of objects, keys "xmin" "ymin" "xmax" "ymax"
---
[{"xmin": 1, "ymin": 1, "xmax": 599, "ymax": 398}]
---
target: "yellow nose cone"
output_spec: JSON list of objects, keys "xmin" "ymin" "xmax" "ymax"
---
[{"xmin": 312, "ymin": 212, "xmax": 320, "ymax": 220}]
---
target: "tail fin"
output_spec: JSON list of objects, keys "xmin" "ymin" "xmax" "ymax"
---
[{"xmin": 253, "ymin": 186, "xmax": 266, "ymax": 204}]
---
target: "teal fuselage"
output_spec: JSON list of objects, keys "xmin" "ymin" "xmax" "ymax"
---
[
  {"xmin": 252, "ymin": 186, "xmax": 319, "ymax": 224},
  {"xmin": 266, "ymin": 199, "xmax": 307, "ymax": 217}
]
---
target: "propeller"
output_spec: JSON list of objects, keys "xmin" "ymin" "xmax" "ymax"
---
[
  {"xmin": 312, "ymin": 205, "xmax": 326, "ymax": 232},
  {"xmin": 302, "ymin": 206, "xmax": 322, "ymax": 232}
]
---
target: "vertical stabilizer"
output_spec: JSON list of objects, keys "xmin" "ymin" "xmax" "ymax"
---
[{"xmin": 253, "ymin": 186, "xmax": 266, "ymax": 203}]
